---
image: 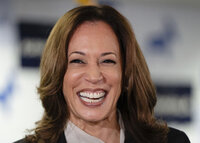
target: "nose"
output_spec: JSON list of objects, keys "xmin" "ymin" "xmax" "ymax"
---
[{"xmin": 84, "ymin": 64, "xmax": 103, "ymax": 84}]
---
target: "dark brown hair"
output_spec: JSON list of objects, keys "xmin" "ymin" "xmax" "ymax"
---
[{"xmin": 26, "ymin": 5, "xmax": 168, "ymax": 143}]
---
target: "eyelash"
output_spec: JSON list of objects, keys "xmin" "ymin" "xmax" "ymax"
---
[
  {"xmin": 102, "ymin": 59, "xmax": 116, "ymax": 64},
  {"xmin": 69, "ymin": 59, "xmax": 85, "ymax": 64},
  {"xmin": 69, "ymin": 59, "xmax": 116, "ymax": 64}
]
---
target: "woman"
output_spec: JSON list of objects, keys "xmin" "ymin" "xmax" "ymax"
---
[{"xmin": 15, "ymin": 5, "xmax": 190, "ymax": 143}]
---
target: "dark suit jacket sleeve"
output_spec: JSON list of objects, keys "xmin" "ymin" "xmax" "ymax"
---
[{"xmin": 167, "ymin": 127, "xmax": 190, "ymax": 143}]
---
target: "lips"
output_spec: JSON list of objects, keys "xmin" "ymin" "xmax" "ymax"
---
[{"xmin": 77, "ymin": 90, "xmax": 107, "ymax": 105}]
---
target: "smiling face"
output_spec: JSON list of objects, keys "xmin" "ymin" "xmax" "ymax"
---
[{"xmin": 63, "ymin": 21, "xmax": 122, "ymax": 124}]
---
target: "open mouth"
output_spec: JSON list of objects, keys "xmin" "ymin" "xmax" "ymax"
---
[{"xmin": 77, "ymin": 90, "xmax": 107, "ymax": 105}]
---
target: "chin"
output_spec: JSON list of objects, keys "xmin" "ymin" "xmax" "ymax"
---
[
  {"xmin": 78, "ymin": 110, "xmax": 108, "ymax": 123},
  {"xmin": 79, "ymin": 111, "xmax": 108, "ymax": 122}
]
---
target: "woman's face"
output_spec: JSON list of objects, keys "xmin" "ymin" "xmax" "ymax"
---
[{"xmin": 63, "ymin": 21, "xmax": 122, "ymax": 123}]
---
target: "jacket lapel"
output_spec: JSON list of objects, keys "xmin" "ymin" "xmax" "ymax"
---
[{"xmin": 57, "ymin": 132, "xmax": 67, "ymax": 143}]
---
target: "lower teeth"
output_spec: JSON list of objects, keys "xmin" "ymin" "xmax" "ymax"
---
[{"xmin": 80, "ymin": 96, "xmax": 104, "ymax": 103}]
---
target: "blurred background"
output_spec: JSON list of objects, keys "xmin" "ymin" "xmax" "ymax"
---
[{"xmin": 0, "ymin": 0, "xmax": 199, "ymax": 142}]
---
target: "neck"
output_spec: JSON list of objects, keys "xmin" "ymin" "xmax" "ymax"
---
[{"xmin": 69, "ymin": 111, "xmax": 120, "ymax": 143}]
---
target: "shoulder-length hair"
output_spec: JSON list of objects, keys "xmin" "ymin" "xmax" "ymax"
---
[{"xmin": 26, "ymin": 5, "xmax": 168, "ymax": 143}]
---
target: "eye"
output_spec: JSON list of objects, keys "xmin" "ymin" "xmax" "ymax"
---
[
  {"xmin": 69, "ymin": 59, "xmax": 85, "ymax": 64},
  {"xmin": 102, "ymin": 59, "xmax": 116, "ymax": 64}
]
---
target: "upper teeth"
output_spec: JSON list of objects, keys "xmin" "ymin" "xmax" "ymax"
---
[{"xmin": 79, "ymin": 91, "xmax": 105, "ymax": 99}]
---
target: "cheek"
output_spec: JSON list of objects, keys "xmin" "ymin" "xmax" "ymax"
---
[
  {"xmin": 62, "ymin": 73, "xmax": 71, "ymax": 103},
  {"xmin": 63, "ymin": 69, "xmax": 84, "ymax": 86},
  {"xmin": 62, "ymin": 70, "xmax": 84, "ymax": 99},
  {"xmin": 103, "ymin": 67, "xmax": 122, "ymax": 93},
  {"xmin": 103, "ymin": 70, "xmax": 122, "ymax": 109},
  {"xmin": 104, "ymin": 66, "xmax": 122, "ymax": 83}
]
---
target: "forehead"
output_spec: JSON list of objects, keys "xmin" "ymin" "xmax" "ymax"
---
[
  {"xmin": 68, "ymin": 21, "xmax": 120, "ymax": 54},
  {"xmin": 74, "ymin": 21, "xmax": 115, "ymax": 35}
]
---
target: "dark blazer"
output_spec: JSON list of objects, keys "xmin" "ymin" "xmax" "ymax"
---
[
  {"xmin": 14, "ymin": 127, "xmax": 190, "ymax": 143},
  {"xmin": 167, "ymin": 127, "xmax": 190, "ymax": 143}
]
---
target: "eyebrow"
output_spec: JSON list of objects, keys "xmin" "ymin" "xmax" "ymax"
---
[
  {"xmin": 68, "ymin": 51, "xmax": 117, "ymax": 57},
  {"xmin": 68, "ymin": 51, "xmax": 85, "ymax": 57},
  {"xmin": 101, "ymin": 52, "xmax": 117, "ymax": 57}
]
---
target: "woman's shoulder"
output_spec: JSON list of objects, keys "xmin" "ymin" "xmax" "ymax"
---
[{"xmin": 167, "ymin": 127, "xmax": 190, "ymax": 143}]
